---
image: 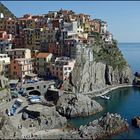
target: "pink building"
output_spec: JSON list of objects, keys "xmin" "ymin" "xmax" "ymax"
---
[
  {"xmin": 0, "ymin": 31, "xmax": 12, "ymax": 40},
  {"xmin": 0, "ymin": 31, "xmax": 13, "ymax": 53},
  {"xmin": 49, "ymin": 57, "xmax": 75, "ymax": 81}
]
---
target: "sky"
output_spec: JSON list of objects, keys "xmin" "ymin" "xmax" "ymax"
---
[{"xmin": 1, "ymin": 1, "xmax": 140, "ymax": 43}]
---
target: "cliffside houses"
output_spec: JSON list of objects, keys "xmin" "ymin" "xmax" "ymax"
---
[{"xmin": 0, "ymin": 9, "xmax": 114, "ymax": 86}]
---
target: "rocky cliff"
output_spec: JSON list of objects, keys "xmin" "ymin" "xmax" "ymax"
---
[
  {"xmin": 56, "ymin": 93, "xmax": 102, "ymax": 118},
  {"xmin": 63, "ymin": 112, "xmax": 129, "ymax": 139},
  {"xmin": 64, "ymin": 39, "xmax": 133, "ymax": 94},
  {"xmin": 43, "ymin": 113, "xmax": 129, "ymax": 139}
]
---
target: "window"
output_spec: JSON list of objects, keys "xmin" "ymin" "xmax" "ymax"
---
[
  {"xmin": 44, "ymin": 85, "xmax": 46, "ymax": 88},
  {"xmin": 37, "ymin": 86, "xmax": 39, "ymax": 89},
  {"xmin": 26, "ymin": 87, "xmax": 34, "ymax": 90},
  {"xmin": 64, "ymin": 67, "xmax": 67, "ymax": 70},
  {"xmin": 68, "ymin": 67, "xmax": 71, "ymax": 70},
  {"xmin": 13, "ymin": 72, "xmax": 17, "ymax": 75},
  {"xmin": 14, "ymin": 66, "xmax": 16, "ymax": 69}
]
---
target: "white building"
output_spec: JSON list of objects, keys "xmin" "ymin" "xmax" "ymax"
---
[
  {"xmin": 102, "ymin": 32, "xmax": 113, "ymax": 44},
  {"xmin": 0, "ymin": 13, "xmax": 4, "ymax": 18},
  {"xmin": 0, "ymin": 54, "xmax": 10, "ymax": 64},
  {"xmin": 64, "ymin": 21, "xmax": 77, "ymax": 33},
  {"xmin": 0, "ymin": 54, "xmax": 10, "ymax": 77},
  {"xmin": 101, "ymin": 21, "xmax": 108, "ymax": 34},
  {"xmin": 50, "ymin": 57, "xmax": 76, "ymax": 80},
  {"xmin": 6, "ymin": 48, "xmax": 31, "ymax": 60}
]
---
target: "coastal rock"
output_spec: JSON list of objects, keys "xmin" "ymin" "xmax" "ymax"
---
[
  {"xmin": 132, "ymin": 117, "xmax": 140, "ymax": 128},
  {"xmin": 67, "ymin": 61, "xmax": 133, "ymax": 94},
  {"xmin": 22, "ymin": 105, "xmax": 67, "ymax": 130},
  {"xmin": 56, "ymin": 93, "xmax": 103, "ymax": 118},
  {"xmin": 63, "ymin": 113, "xmax": 129, "ymax": 139},
  {"xmin": 64, "ymin": 50, "xmax": 133, "ymax": 96}
]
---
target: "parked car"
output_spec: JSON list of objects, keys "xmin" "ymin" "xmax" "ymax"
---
[
  {"xmin": 28, "ymin": 95, "xmax": 41, "ymax": 104},
  {"xmin": 18, "ymin": 88, "xmax": 27, "ymax": 96},
  {"xmin": 7, "ymin": 98, "xmax": 23, "ymax": 116},
  {"xmin": 11, "ymin": 90, "xmax": 18, "ymax": 99}
]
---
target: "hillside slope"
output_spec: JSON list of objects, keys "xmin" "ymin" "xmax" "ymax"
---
[{"xmin": 0, "ymin": 2, "xmax": 16, "ymax": 19}]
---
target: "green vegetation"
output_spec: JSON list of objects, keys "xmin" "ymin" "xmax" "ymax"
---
[
  {"xmin": 92, "ymin": 32, "xmax": 103, "ymax": 46},
  {"xmin": 93, "ymin": 38, "xmax": 127, "ymax": 70},
  {"xmin": 0, "ymin": 2, "xmax": 16, "ymax": 19}
]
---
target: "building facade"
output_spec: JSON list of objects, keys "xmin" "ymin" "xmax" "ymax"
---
[
  {"xmin": 49, "ymin": 57, "xmax": 75, "ymax": 80},
  {"xmin": 36, "ymin": 53, "xmax": 53, "ymax": 77},
  {"xmin": 6, "ymin": 48, "xmax": 31, "ymax": 60},
  {"xmin": 10, "ymin": 58, "xmax": 33, "ymax": 79}
]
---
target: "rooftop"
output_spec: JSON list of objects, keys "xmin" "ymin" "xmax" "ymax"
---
[
  {"xmin": 6, "ymin": 48, "xmax": 30, "ymax": 51},
  {"xmin": 36, "ymin": 53, "xmax": 52, "ymax": 58},
  {"xmin": 15, "ymin": 58, "xmax": 33, "ymax": 61}
]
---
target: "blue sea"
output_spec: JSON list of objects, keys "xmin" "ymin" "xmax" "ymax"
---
[{"xmin": 69, "ymin": 43, "xmax": 140, "ymax": 139}]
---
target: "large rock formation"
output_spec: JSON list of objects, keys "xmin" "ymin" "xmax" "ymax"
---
[
  {"xmin": 21, "ymin": 105, "xmax": 67, "ymax": 130},
  {"xmin": 56, "ymin": 93, "xmax": 103, "ymax": 118},
  {"xmin": 61, "ymin": 113, "xmax": 129, "ymax": 139},
  {"xmin": 131, "ymin": 116, "xmax": 140, "ymax": 128},
  {"xmin": 64, "ymin": 41, "xmax": 133, "ymax": 95}
]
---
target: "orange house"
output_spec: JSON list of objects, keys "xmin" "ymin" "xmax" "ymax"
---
[{"xmin": 10, "ymin": 58, "xmax": 33, "ymax": 79}]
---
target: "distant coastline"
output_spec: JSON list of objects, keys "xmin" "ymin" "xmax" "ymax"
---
[{"xmin": 118, "ymin": 42, "xmax": 140, "ymax": 44}]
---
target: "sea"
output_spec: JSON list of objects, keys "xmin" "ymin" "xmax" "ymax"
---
[{"xmin": 69, "ymin": 43, "xmax": 140, "ymax": 139}]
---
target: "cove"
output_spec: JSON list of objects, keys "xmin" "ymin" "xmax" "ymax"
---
[{"xmin": 68, "ymin": 87, "xmax": 140, "ymax": 139}]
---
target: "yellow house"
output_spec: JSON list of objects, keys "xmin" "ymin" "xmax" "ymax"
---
[
  {"xmin": 84, "ymin": 22, "xmax": 90, "ymax": 33},
  {"xmin": 18, "ymin": 14, "xmax": 37, "ymax": 29}
]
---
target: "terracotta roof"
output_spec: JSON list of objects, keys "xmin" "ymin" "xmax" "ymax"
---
[{"xmin": 36, "ymin": 53, "xmax": 51, "ymax": 58}]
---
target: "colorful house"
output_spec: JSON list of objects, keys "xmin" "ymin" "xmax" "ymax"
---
[
  {"xmin": 49, "ymin": 57, "xmax": 75, "ymax": 80},
  {"xmin": 10, "ymin": 58, "xmax": 33, "ymax": 79},
  {"xmin": 36, "ymin": 53, "xmax": 53, "ymax": 77},
  {"xmin": 0, "ymin": 31, "xmax": 13, "ymax": 53}
]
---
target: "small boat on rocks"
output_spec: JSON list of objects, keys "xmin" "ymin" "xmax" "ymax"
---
[{"xmin": 100, "ymin": 95, "xmax": 110, "ymax": 100}]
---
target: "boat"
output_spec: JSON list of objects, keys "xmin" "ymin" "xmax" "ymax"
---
[{"xmin": 100, "ymin": 95, "xmax": 110, "ymax": 100}]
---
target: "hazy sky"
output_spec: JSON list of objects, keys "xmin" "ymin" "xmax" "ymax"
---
[{"xmin": 1, "ymin": 1, "xmax": 140, "ymax": 43}]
